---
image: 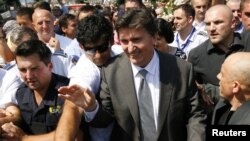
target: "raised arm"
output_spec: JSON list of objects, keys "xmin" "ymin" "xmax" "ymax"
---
[
  {"xmin": 55, "ymin": 84, "xmax": 96, "ymax": 141},
  {"xmin": 55, "ymin": 100, "xmax": 83, "ymax": 141}
]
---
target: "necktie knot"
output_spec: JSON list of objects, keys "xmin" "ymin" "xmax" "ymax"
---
[{"xmin": 138, "ymin": 69, "xmax": 147, "ymax": 79}]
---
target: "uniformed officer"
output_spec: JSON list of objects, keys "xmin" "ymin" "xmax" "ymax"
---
[{"xmin": 0, "ymin": 40, "xmax": 75, "ymax": 140}]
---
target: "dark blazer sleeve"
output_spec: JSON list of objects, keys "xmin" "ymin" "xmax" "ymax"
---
[
  {"xmin": 89, "ymin": 66, "xmax": 115, "ymax": 127},
  {"xmin": 185, "ymin": 63, "xmax": 207, "ymax": 141}
]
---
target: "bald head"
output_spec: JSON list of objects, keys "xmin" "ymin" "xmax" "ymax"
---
[
  {"xmin": 32, "ymin": 9, "xmax": 54, "ymax": 21},
  {"xmin": 205, "ymin": 5, "xmax": 235, "ymax": 45},
  {"xmin": 191, "ymin": 0, "xmax": 209, "ymax": 5},
  {"xmin": 32, "ymin": 9, "xmax": 54, "ymax": 43},
  {"xmin": 224, "ymin": 52, "xmax": 250, "ymax": 87},
  {"xmin": 206, "ymin": 5, "xmax": 233, "ymax": 21}
]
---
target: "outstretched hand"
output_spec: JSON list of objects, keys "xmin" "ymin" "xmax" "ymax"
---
[
  {"xmin": 58, "ymin": 84, "xmax": 97, "ymax": 112},
  {"xmin": 1, "ymin": 122, "xmax": 26, "ymax": 141}
]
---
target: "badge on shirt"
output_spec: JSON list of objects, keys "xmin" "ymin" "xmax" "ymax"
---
[{"xmin": 49, "ymin": 105, "xmax": 62, "ymax": 114}]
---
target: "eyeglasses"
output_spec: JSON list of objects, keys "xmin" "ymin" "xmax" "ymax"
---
[{"xmin": 83, "ymin": 41, "xmax": 110, "ymax": 56}]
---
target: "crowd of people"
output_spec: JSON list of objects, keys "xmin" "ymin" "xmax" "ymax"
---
[{"xmin": 0, "ymin": 0, "xmax": 250, "ymax": 140}]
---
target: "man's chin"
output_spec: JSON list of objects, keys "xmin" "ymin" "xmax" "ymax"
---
[{"xmin": 130, "ymin": 59, "xmax": 145, "ymax": 67}]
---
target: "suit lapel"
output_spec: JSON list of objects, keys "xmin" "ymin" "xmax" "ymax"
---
[
  {"xmin": 117, "ymin": 52, "xmax": 175, "ymax": 137},
  {"xmin": 118, "ymin": 54, "xmax": 140, "ymax": 128},
  {"xmin": 157, "ymin": 52, "xmax": 174, "ymax": 138}
]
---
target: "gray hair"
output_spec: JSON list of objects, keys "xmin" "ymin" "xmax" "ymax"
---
[{"xmin": 9, "ymin": 26, "xmax": 38, "ymax": 46}]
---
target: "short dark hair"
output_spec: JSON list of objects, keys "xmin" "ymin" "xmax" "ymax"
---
[
  {"xmin": 33, "ymin": 1, "xmax": 51, "ymax": 12},
  {"xmin": 174, "ymin": 4, "xmax": 195, "ymax": 18},
  {"xmin": 76, "ymin": 14, "xmax": 113, "ymax": 46},
  {"xmin": 15, "ymin": 40, "xmax": 52, "ymax": 65},
  {"xmin": 122, "ymin": 0, "xmax": 145, "ymax": 7},
  {"xmin": 115, "ymin": 8, "xmax": 157, "ymax": 37},
  {"xmin": 59, "ymin": 13, "xmax": 76, "ymax": 28},
  {"xmin": 78, "ymin": 4, "xmax": 98, "ymax": 14},
  {"xmin": 155, "ymin": 18, "xmax": 174, "ymax": 43},
  {"xmin": 16, "ymin": 7, "xmax": 34, "ymax": 21}
]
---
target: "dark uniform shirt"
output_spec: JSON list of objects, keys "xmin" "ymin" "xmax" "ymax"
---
[
  {"xmin": 188, "ymin": 33, "xmax": 244, "ymax": 86},
  {"xmin": 16, "ymin": 73, "xmax": 69, "ymax": 134},
  {"xmin": 188, "ymin": 33, "xmax": 245, "ymax": 122}
]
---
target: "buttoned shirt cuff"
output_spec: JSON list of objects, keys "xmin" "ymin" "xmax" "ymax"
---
[{"xmin": 84, "ymin": 100, "xmax": 99, "ymax": 122}]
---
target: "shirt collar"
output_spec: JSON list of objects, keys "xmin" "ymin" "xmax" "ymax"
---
[
  {"xmin": 207, "ymin": 33, "xmax": 244, "ymax": 53},
  {"xmin": 193, "ymin": 20, "xmax": 205, "ymax": 27},
  {"xmin": 176, "ymin": 27, "xmax": 196, "ymax": 43}
]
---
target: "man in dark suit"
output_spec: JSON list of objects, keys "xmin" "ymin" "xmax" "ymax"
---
[
  {"xmin": 212, "ymin": 52, "xmax": 250, "ymax": 125},
  {"xmin": 55, "ymin": 8, "xmax": 207, "ymax": 141}
]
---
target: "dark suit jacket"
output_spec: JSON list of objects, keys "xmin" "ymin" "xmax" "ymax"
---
[
  {"xmin": 212, "ymin": 98, "xmax": 250, "ymax": 125},
  {"xmin": 91, "ymin": 51, "xmax": 207, "ymax": 141}
]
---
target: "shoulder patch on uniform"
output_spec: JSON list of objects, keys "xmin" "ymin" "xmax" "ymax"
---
[{"xmin": 53, "ymin": 51, "xmax": 68, "ymax": 57}]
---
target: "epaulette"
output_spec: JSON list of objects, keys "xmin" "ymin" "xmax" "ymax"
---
[
  {"xmin": 197, "ymin": 31, "xmax": 208, "ymax": 37},
  {"xmin": 53, "ymin": 50, "xmax": 68, "ymax": 57},
  {"xmin": 3, "ymin": 63, "xmax": 15, "ymax": 70}
]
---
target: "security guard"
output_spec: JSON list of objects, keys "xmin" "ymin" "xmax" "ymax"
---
[
  {"xmin": 15, "ymin": 40, "xmax": 70, "ymax": 135},
  {"xmin": 1, "ymin": 40, "xmax": 69, "ymax": 140},
  {"xmin": 16, "ymin": 73, "xmax": 69, "ymax": 134}
]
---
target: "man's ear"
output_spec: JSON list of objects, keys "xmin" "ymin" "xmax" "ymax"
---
[
  {"xmin": 61, "ymin": 27, "xmax": 67, "ymax": 33},
  {"xmin": 232, "ymin": 81, "xmax": 240, "ymax": 93},
  {"xmin": 188, "ymin": 16, "xmax": 194, "ymax": 24},
  {"xmin": 48, "ymin": 62, "xmax": 53, "ymax": 70}
]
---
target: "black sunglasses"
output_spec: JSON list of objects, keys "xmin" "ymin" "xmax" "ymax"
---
[{"xmin": 83, "ymin": 41, "xmax": 110, "ymax": 55}]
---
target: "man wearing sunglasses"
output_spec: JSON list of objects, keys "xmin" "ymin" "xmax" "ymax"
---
[{"xmin": 56, "ymin": 14, "xmax": 118, "ymax": 141}]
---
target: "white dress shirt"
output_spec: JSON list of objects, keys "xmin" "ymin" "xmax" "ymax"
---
[
  {"xmin": 131, "ymin": 50, "xmax": 160, "ymax": 129},
  {"xmin": 86, "ymin": 50, "xmax": 160, "ymax": 130},
  {"xmin": 168, "ymin": 29, "xmax": 208, "ymax": 57}
]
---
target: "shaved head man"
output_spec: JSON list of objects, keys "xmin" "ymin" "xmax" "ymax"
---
[
  {"xmin": 204, "ymin": 5, "xmax": 235, "ymax": 50},
  {"xmin": 32, "ymin": 9, "xmax": 55, "ymax": 43},
  {"xmin": 217, "ymin": 52, "xmax": 250, "ymax": 103},
  {"xmin": 188, "ymin": 5, "xmax": 245, "ymax": 122},
  {"xmin": 213, "ymin": 52, "xmax": 250, "ymax": 125},
  {"xmin": 32, "ymin": 9, "xmax": 72, "ymax": 51}
]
